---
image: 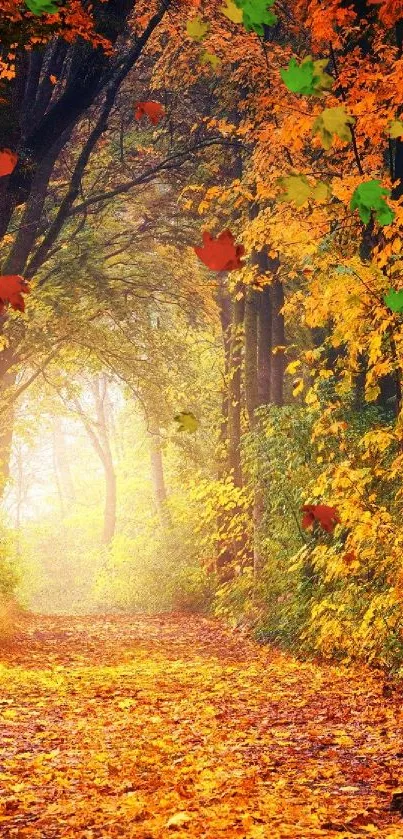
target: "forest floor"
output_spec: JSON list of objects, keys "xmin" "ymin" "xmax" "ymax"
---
[{"xmin": 0, "ymin": 615, "xmax": 403, "ymax": 839}]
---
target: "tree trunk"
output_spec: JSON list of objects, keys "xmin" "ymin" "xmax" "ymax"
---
[
  {"xmin": 227, "ymin": 285, "xmax": 245, "ymax": 487},
  {"xmin": 74, "ymin": 376, "xmax": 117, "ymax": 545},
  {"xmin": 149, "ymin": 418, "xmax": 171, "ymax": 526},
  {"xmin": 0, "ymin": 345, "xmax": 18, "ymax": 497},
  {"xmin": 216, "ymin": 279, "xmax": 232, "ymax": 472},
  {"xmin": 257, "ymin": 283, "xmax": 272, "ymax": 406},
  {"xmin": 52, "ymin": 418, "xmax": 75, "ymax": 508},
  {"xmin": 244, "ymin": 287, "xmax": 259, "ymax": 429},
  {"xmin": 270, "ymin": 278, "xmax": 286, "ymax": 406},
  {"xmin": 102, "ymin": 457, "xmax": 117, "ymax": 546}
]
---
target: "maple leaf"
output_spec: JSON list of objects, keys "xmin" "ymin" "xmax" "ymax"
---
[
  {"xmin": 389, "ymin": 119, "xmax": 403, "ymax": 138},
  {"xmin": 233, "ymin": 0, "xmax": 277, "ymax": 34},
  {"xmin": 0, "ymin": 275, "xmax": 30, "ymax": 313},
  {"xmin": 186, "ymin": 16, "xmax": 209, "ymax": 41},
  {"xmin": 134, "ymin": 101, "xmax": 165, "ymax": 126},
  {"xmin": 174, "ymin": 411, "xmax": 199, "ymax": 433},
  {"xmin": 312, "ymin": 106, "xmax": 355, "ymax": 149},
  {"xmin": 384, "ymin": 288, "xmax": 403, "ymax": 312},
  {"xmin": 277, "ymin": 174, "xmax": 330, "ymax": 207},
  {"xmin": 301, "ymin": 504, "xmax": 340, "ymax": 533},
  {"xmin": 350, "ymin": 180, "xmax": 394, "ymax": 226},
  {"xmin": 201, "ymin": 51, "xmax": 221, "ymax": 70},
  {"xmin": 281, "ymin": 56, "xmax": 333, "ymax": 96},
  {"xmin": 220, "ymin": 0, "xmax": 243, "ymax": 24},
  {"xmin": 24, "ymin": 0, "xmax": 60, "ymax": 13},
  {"xmin": 194, "ymin": 230, "xmax": 245, "ymax": 271},
  {"xmin": 0, "ymin": 149, "xmax": 18, "ymax": 178}
]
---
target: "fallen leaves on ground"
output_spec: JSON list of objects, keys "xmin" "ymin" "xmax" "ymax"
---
[{"xmin": 0, "ymin": 614, "xmax": 403, "ymax": 838}]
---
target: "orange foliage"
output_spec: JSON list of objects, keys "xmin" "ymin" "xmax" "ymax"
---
[{"xmin": 0, "ymin": 614, "xmax": 402, "ymax": 837}]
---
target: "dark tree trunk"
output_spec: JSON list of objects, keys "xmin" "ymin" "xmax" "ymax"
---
[
  {"xmin": 244, "ymin": 287, "xmax": 259, "ymax": 428},
  {"xmin": 257, "ymin": 283, "xmax": 272, "ymax": 406},
  {"xmin": 227, "ymin": 285, "xmax": 245, "ymax": 487},
  {"xmin": 0, "ymin": 345, "xmax": 19, "ymax": 496},
  {"xmin": 216, "ymin": 278, "xmax": 232, "ymax": 469},
  {"xmin": 270, "ymin": 278, "xmax": 286, "ymax": 406}
]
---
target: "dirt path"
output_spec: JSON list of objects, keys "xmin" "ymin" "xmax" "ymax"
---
[{"xmin": 0, "ymin": 614, "xmax": 402, "ymax": 838}]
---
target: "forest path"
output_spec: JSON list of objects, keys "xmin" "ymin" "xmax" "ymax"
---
[{"xmin": 0, "ymin": 613, "xmax": 402, "ymax": 839}]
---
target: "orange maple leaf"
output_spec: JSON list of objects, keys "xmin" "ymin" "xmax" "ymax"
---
[
  {"xmin": 0, "ymin": 275, "xmax": 30, "ymax": 314},
  {"xmin": 194, "ymin": 230, "xmax": 245, "ymax": 272},
  {"xmin": 134, "ymin": 101, "xmax": 165, "ymax": 126},
  {"xmin": 0, "ymin": 149, "xmax": 18, "ymax": 177},
  {"xmin": 301, "ymin": 504, "xmax": 340, "ymax": 534}
]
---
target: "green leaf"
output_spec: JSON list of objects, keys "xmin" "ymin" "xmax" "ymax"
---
[
  {"xmin": 24, "ymin": 0, "xmax": 60, "ymax": 12},
  {"xmin": 277, "ymin": 174, "xmax": 331, "ymax": 207},
  {"xmin": 174, "ymin": 412, "xmax": 199, "ymax": 433},
  {"xmin": 312, "ymin": 106, "xmax": 355, "ymax": 149},
  {"xmin": 233, "ymin": 0, "xmax": 277, "ymax": 35},
  {"xmin": 280, "ymin": 56, "xmax": 333, "ymax": 96},
  {"xmin": 350, "ymin": 180, "xmax": 394, "ymax": 227},
  {"xmin": 186, "ymin": 16, "xmax": 209, "ymax": 42},
  {"xmin": 384, "ymin": 288, "xmax": 403, "ymax": 313},
  {"xmin": 389, "ymin": 120, "xmax": 403, "ymax": 139}
]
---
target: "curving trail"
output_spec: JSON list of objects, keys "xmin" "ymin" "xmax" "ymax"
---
[{"xmin": 0, "ymin": 614, "xmax": 402, "ymax": 838}]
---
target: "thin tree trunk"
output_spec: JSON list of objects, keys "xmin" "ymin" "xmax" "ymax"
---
[
  {"xmin": 244, "ymin": 287, "xmax": 259, "ymax": 429},
  {"xmin": 149, "ymin": 418, "xmax": 171, "ymax": 526},
  {"xmin": 52, "ymin": 418, "xmax": 75, "ymax": 507},
  {"xmin": 227, "ymin": 285, "xmax": 245, "ymax": 487}
]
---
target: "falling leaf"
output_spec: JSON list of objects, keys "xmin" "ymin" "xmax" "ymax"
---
[
  {"xmin": 174, "ymin": 412, "xmax": 199, "ymax": 433},
  {"xmin": 134, "ymin": 101, "xmax": 165, "ymax": 126},
  {"xmin": 0, "ymin": 275, "xmax": 30, "ymax": 314},
  {"xmin": 24, "ymin": 0, "xmax": 60, "ymax": 13},
  {"xmin": 301, "ymin": 504, "xmax": 340, "ymax": 533},
  {"xmin": 220, "ymin": 0, "xmax": 243, "ymax": 24},
  {"xmin": 292, "ymin": 377, "xmax": 304, "ymax": 396},
  {"xmin": 194, "ymin": 230, "xmax": 245, "ymax": 271},
  {"xmin": 277, "ymin": 174, "xmax": 331, "ymax": 207},
  {"xmin": 312, "ymin": 106, "xmax": 355, "ymax": 149},
  {"xmin": 350, "ymin": 180, "xmax": 394, "ymax": 226},
  {"xmin": 281, "ymin": 56, "xmax": 333, "ymax": 96},
  {"xmin": 384, "ymin": 287, "xmax": 403, "ymax": 312},
  {"xmin": 389, "ymin": 119, "xmax": 403, "ymax": 138},
  {"xmin": 0, "ymin": 149, "xmax": 18, "ymax": 178},
  {"xmin": 233, "ymin": 0, "xmax": 277, "ymax": 34},
  {"xmin": 186, "ymin": 16, "xmax": 209, "ymax": 41},
  {"xmin": 49, "ymin": 75, "xmax": 57, "ymax": 85},
  {"xmin": 201, "ymin": 51, "xmax": 221, "ymax": 70}
]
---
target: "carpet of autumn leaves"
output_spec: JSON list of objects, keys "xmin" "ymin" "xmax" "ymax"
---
[{"xmin": 1, "ymin": 616, "xmax": 403, "ymax": 838}]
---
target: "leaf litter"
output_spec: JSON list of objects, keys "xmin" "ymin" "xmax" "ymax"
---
[{"xmin": 0, "ymin": 614, "xmax": 402, "ymax": 838}]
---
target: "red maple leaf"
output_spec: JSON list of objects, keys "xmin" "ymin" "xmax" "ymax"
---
[
  {"xmin": 301, "ymin": 504, "xmax": 340, "ymax": 534},
  {"xmin": 193, "ymin": 230, "xmax": 245, "ymax": 272},
  {"xmin": 0, "ymin": 149, "xmax": 18, "ymax": 178},
  {"xmin": 0, "ymin": 275, "xmax": 30, "ymax": 314},
  {"xmin": 134, "ymin": 101, "xmax": 165, "ymax": 125},
  {"xmin": 343, "ymin": 551, "xmax": 356, "ymax": 566}
]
